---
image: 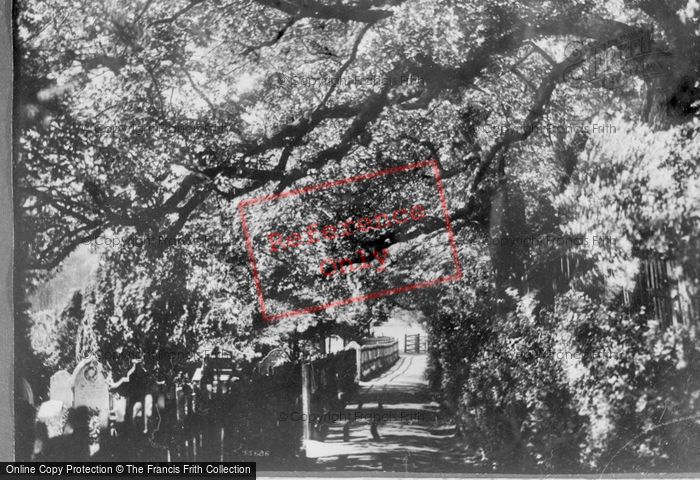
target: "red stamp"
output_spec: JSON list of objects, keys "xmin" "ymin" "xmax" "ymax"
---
[{"xmin": 237, "ymin": 159, "xmax": 462, "ymax": 322}]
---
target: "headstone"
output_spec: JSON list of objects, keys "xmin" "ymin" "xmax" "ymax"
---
[
  {"xmin": 19, "ymin": 377, "xmax": 35, "ymax": 406},
  {"xmin": 111, "ymin": 395, "xmax": 127, "ymax": 423},
  {"xmin": 327, "ymin": 335, "xmax": 345, "ymax": 354},
  {"xmin": 36, "ymin": 400, "xmax": 67, "ymax": 438},
  {"xmin": 72, "ymin": 358, "xmax": 110, "ymax": 431},
  {"xmin": 191, "ymin": 367, "xmax": 204, "ymax": 385},
  {"xmin": 258, "ymin": 348, "xmax": 287, "ymax": 376},
  {"xmin": 175, "ymin": 387, "xmax": 186, "ymax": 422},
  {"xmin": 49, "ymin": 370, "xmax": 73, "ymax": 407},
  {"xmin": 144, "ymin": 394, "xmax": 153, "ymax": 432}
]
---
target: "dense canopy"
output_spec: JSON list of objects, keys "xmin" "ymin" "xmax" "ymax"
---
[{"xmin": 15, "ymin": 0, "xmax": 700, "ymax": 472}]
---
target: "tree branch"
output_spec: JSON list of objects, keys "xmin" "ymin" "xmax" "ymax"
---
[
  {"xmin": 252, "ymin": 0, "xmax": 398, "ymax": 23},
  {"xmin": 148, "ymin": 0, "xmax": 207, "ymax": 27}
]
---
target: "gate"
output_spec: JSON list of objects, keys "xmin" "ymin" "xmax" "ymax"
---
[
  {"xmin": 404, "ymin": 334, "xmax": 418, "ymax": 354},
  {"xmin": 405, "ymin": 334, "xmax": 428, "ymax": 354}
]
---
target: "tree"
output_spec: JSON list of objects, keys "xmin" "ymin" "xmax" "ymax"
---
[
  {"xmin": 77, "ymin": 243, "xmax": 215, "ymax": 379},
  {"xmin": 15, "ymin": 0, "xmax": 700, "ymax": 472},
  {"xmin": 55, "ymin": 290, "xmax": 84, "ymax": 370},
  {"xmin": 18, "ymin": 0, "xmax": 693, "ymax": 272}
]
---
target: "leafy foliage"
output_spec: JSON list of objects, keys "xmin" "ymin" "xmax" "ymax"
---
[{"xmin": 15, "ymin": 0, "xmax": 700, "ymax": 472}]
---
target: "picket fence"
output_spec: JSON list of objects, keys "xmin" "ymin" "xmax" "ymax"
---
[{"xmin": 357, "ymin": 340, "xmax": 400, "ymax": 380}]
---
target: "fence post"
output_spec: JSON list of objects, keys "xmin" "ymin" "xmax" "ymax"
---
[
  {"xmin": 300, "ymin": 363, "xmax": 311, "ymax": 457},
  {"xmin": 343, "ymin": 342, "xmax": 362, "ymax": 382}
]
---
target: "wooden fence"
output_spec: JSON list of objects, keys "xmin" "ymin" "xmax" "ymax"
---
[
  {"xmin": 360, "ymin": 336, "xmax": 395, "ymax": 345},
  {"xmin": 355, "ymin": 340, "xmax": 399, "ymax": 380},
  {"xmin": 31, "ymin": 338, "xmax": 402, "ymax": 464},
  {"xmin": 543, "ymin": 253, "xmax": 696, "ymax": 328},
  {"xmin": 104, "ymin": 358, "xmax": 304, "ymax": 462}
]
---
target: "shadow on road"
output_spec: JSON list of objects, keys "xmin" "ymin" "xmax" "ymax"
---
[{"xmin": 305, "ymin": 354, "xmax": 483, "ymax": 473}]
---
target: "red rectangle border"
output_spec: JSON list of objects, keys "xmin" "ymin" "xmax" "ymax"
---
[{"xmin": 237, "ymin": 159, "xmax": 463, "ymax": 322}]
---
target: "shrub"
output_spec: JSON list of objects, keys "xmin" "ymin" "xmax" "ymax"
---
[
  {"xmin": 553, "ymin": 291, "xmax": 700, "ymax": 472},
  {"xmin": 462, "ymin": 291, "xmax": 584, "ymax": 472}
]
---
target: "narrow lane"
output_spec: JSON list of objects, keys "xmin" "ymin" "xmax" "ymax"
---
[{"xmin": 305, "ymin": 354, "xmax": 471, "ymax": 472}]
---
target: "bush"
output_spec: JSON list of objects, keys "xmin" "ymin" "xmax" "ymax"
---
[
  {"xmin": 553, "ymin": 291, "xmax": 700, "ymax": 472},
  {"xmin": 461, "ymin": 291, "xmax": 584, "ymax": 472},
  {"xmin": 425, "ymin": 242, "xmax": 495, "ymax": 421},
  {"xmin": 457, "ymin": 289, "xmax": 700, "ymax": 473}
]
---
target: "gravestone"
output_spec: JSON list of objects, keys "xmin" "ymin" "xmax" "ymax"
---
[
  {"xmin": 72, "ymin": 358, "xmax": 110, "ymax": 431},
  {"xmin": 111, "ymin": 395, "xmax": 127, "ymax": 423},
  {"xmin": 49, "ymin": 370, "xmax": 73, "ymax": 407},
  {"xmin": 258, "ymin": 348, "xmax": 287, "ymax": 376},
  {"xmin": 175, "ymin": 387, "xmax": 187, "ymax": 422},
  {"xmin": 326, "ymin": 335, "xmax": 345, "ymax": 354},
  {"xmin": 36, "ymin": 400, "xmax": 67, "ymax": 438}
]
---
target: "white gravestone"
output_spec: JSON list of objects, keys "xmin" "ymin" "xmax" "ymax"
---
[
  {"xmin": 36, "ymin": 400, "xmax": 68, "ymax": 438},
  {"xmin": 72, "ymin": 358, "xmax": 110, "ymax": 431},
  {"xmin": 49, "ymin": 370, "xmax": 73, "ymax": 407}
]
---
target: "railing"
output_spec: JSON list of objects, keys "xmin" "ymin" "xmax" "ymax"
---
[
  {"xmin": 357, "ymin": 340, "xmax": 399, "ymax": 380},
  {"xmin": 360, "ymin": 336, "xmax": 395, "ymax": 345}
]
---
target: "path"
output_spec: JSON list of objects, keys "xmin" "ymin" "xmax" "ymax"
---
[{"xmin": 305, "ymin": 354, "xmax": 473, "ymax": 472}]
